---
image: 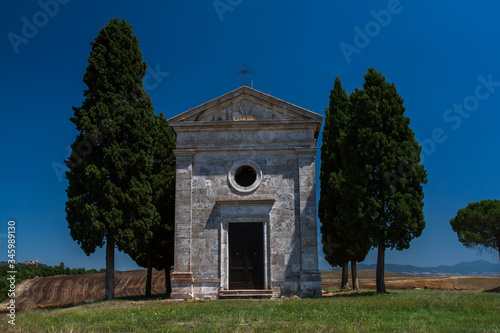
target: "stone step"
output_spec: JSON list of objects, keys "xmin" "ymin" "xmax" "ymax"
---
[{"xmin": 218, "ymin": 289, "xmax": 273, "ymax": 300}]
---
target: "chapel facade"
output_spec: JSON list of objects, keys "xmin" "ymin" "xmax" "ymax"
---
[{"xmin": 168, "ymin": 86, "xmax": 322, "ymax": 299}]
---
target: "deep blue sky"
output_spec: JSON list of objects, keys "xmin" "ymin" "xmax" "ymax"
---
[{"xmin": 1, "ymin": 1, "xmax": 499, "ymax": 271}]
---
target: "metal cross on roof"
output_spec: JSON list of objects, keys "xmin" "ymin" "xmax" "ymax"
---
[{"xmin": 236, "ymin": 64, "xmax": 253, "ymax": 86}]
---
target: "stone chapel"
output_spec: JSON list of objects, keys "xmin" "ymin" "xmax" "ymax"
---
[{"xmin": 168, "ymin": 86, "xmax": 322, "ymax": 299}]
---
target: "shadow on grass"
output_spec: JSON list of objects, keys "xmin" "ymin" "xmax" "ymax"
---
[
  {"xmin": 323, "ymin": 291, "xmax": 379, "ymax": 298},
  {"xmin": 78, "ymin": 292, "xmax": 172, "ymax": 306},
  {"xmin": 484, "ymin": 286, "xmax": 500, "ymax": 293},
  {"xmin": 15, "ymin": 293, "xmax": 173, "ymax": 313},
  {"xmin": 115, "ymin": 293, "xmax": 171, "ymax": 302}
]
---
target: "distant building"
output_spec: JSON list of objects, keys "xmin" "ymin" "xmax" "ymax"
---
[{"xmin": 18, "ymin": 259, "xmax": 40, "ymax": 267}]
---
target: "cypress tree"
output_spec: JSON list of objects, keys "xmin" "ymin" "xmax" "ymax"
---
[
  {"xmin": 349, "ymin": 68, "xmax": 428, "ymax": 293},
  {"xmin": 65, "ymin": 18, "xmax": 159, "ymax": 300},
  {"xmin": 125, "ymin": 113, "xmax": 176, "ymax": 296},
  {"xmin": 319, "ymin": 76, "xmax": 371, "ymax": 290}
]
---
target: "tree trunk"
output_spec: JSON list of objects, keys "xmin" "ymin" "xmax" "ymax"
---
[
  {"xmin": 376, "ymin": 243, "xmax": 386, "ymax": 293},
  {"xmin": 341, "ymin": 261, "xmax": 349, "ymax": 290},
  {"xmin": 351, "ymin": 260, "xmax": 359, "ymax": 291},
  {"xmin": 165, "ymin": 267, "xmax": 172, "ymax": 296},
  {"xmin": 146, "ymin": 249, "xmax": 152, "ymax": 297},
  {"xmin": 105, "ymin": 238, "xmax": 115, "ymax": 300}
]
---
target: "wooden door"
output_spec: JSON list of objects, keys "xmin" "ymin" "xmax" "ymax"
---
[{"xmin": 229, "ymin": 223, "xmax": 264, "ymax": 289}]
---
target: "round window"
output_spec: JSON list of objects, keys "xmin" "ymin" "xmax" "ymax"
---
[
  {"xmin": 228, "ymin": 160, "xmax": 262, "ymax": 193},
  {"xmin": 234, "ymin": 165, "xmax": 257, "ymax": 187}
]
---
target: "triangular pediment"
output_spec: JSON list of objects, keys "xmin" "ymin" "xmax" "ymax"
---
[{"xmin": 168, "ymin": 86, "xmax": 322, "ymax": 124}]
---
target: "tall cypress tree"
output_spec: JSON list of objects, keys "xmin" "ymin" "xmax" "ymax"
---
[
  {"xmin": 65, "ymin": 18, "xmax": 159, "ymax": 300},
  {"xmin": 319, "ymin": 76, "xmax": 371, "ymax": 290},
  {"xmin": 319, "ymin": 76, "xmax": 349, "ymax": 289},
  {"xmin": 349, "ymin": 68, "xmax": 428, "ymax": 293},
  {"xmin": 125, "ymin": 113, "xmax": 176, "ymax": 296}
]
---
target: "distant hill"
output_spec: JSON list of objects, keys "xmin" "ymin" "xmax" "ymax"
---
[{"xmin": 328, "ymin": 260, "xmax": 500, "ymax": 277}]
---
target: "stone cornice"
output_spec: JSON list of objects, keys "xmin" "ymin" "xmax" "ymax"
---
[
  {"xmin": 174, "ymin": 144, "xmax": 318, "ymax": 151},
  {"xmin": 173, "ymin": 149, "xmax": 196, "ymax": 158},
  {"xmin": 171, "ymin": 119, "xmax": 320, "ymax": 131},
  {"xmin": 295, "ymin": 147, "xmax": 318, "ymax": 154}
]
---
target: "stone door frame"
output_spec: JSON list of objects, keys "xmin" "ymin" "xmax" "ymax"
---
[{"xmin": 218, "ymin": 200, "xmax": 274, "ymax": 291}]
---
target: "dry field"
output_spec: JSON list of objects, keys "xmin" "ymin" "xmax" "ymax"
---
[
  {"xmin": 2, "ymin": 270, "xmax": 499, "ymax": 312},
  {"xmin": 322, "ymin": 270, "xmax": 500, "ymax": 292}
]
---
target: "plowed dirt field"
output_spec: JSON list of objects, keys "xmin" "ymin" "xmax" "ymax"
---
[{"xmin": 0, "ymin": 270, "xmax": 167, "ymax": 311}]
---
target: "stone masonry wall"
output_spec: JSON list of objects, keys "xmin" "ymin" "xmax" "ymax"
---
[{"xmin": 190, "ymin": 149, "xmax": 301, "ymax": 298}]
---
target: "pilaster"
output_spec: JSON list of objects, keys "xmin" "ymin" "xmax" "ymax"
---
[
  {"xmin": 171, "ymin": 149, "xmax": 195, "ymax": 299},
  {"xmin": 296, "ymin": 147, "xmax": 322, "ymax": 297}
]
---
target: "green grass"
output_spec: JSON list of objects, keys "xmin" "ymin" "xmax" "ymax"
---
[{"xmin": 5, "ymin": 290, "xmax": 500, "ymax": 332}]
